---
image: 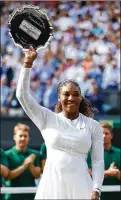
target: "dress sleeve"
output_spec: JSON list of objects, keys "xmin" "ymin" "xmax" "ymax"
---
[
  {"xmin": 90, "ymin": 119, "xmax": 104, "ymax": 191},
  {"xmin": 16, "ymin": 67, "xmax": 55, "ymax": 131}
]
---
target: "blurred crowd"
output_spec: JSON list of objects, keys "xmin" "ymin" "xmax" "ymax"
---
[{"xmin": 1, "ymin": 1, "xmax": 120, "ymax": 116}]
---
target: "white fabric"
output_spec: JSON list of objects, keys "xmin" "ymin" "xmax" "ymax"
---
[{"xmin": 16, "ymin": 67, "xmax": 104, "ymax": 200}]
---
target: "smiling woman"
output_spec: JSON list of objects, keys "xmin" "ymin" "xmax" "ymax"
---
[
  {"xmin": 55, "ymin": 79, "xmax": 95, "ymax": 119},
  {"xmin": 16, "ymin": 47, "xmax": 104, "ymax": 200}
]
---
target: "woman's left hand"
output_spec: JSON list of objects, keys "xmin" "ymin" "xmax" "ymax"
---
[{"xmin": 90, "ymin": 191, "xmax": 100, "ymax": 200}]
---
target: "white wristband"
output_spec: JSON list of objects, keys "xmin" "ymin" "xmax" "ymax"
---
[{"xmin": 93, "ymin": 188, "xmax": 101, "ymax": 196}]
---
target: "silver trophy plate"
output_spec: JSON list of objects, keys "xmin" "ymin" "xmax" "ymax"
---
[{"xmin": 7, "ymin": 5, "xmax": 53, "ymax": 50}]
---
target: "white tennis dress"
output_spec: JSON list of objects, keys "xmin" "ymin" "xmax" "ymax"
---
[{"xmin": 16, "ymin": 67, "xmax": 104, "ymax": 200}]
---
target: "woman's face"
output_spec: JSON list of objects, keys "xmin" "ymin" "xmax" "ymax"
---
[{"xmin": 59, "ymin": 82, "xmax": 82, "ymax": 115}]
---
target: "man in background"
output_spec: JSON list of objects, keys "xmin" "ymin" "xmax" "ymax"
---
[
  {"xmin": 0, "ymin": 148, "xmax": 9, "ymax": 200},
  {"xmin": 87, "ymin": 122, "xmax": 121, "ymax": 200},
  {"xmin": 5, "ymin": 123, "xmax": 42, "ymax": 200}
]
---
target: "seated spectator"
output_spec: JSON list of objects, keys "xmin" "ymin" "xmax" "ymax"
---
[
  {"xmin": 0, "ymin": 58, "xmax": 14, "ymax": 87},
  {"xmin": 81, "ymin": 54, "xmax": 94, "ymax": 73},
  {"xmin": 78, "ymin": 73, "xmax": 93, "ymax": 96},
  {"xmin": 43, "ymin": 76, "xmax": 58, "ymax": 111},
  {"xmin": 30, "ymin": 77, "xmax": 44, "ymax": 105},
  {"xmin": 60, "ymin": 59, "xmax": 85, "ymax": 84},
  {"xmin": 91, "ymin": 23, "xmax": 103, "ymax": 36},
  {"xmin": 102, "ymin": 60, "xmax": 120, "ymax": 90},
  {"xmin": 7, "ymin": 80, "xmax": 24, "ymax": 117},
  {"xmin": 87, "ymin": 64, "xmax": 102, "ymax": 86},
  {"xmin": 85, "ymin": 79, "xmax": 104, "ymax": 114},
  {"xmin": 1, "ymin": 76, "xmax": 11, "ymax": 115},
  {"xmin": 3, "ymin": 46, "xmax": 18, "ymax": 69},
  {"xmin": 5, "ymin": 123, "xmax": 42, "ymax": 200},
  {"xmin": 55, "ymin": 6, "xmax": 74, "ymax": 31},
  {"xmin": 87, "ymin": 122, "xmax": 121, "ymax": 200}
]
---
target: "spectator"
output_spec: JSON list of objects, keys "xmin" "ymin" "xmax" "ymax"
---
[
  {"xmin": 1, "ymin": 76, "xmax": 11, "ymax": 115},
  {"xmin": 55, "ymin": 5, "xmax": 74, "ymax": 31},
  {"xmin": 43, "ymin": 76, "xmax": 58, "ymax": 111},
  {"xmin": 0, "ymin": 148, "xmax": 9, "ymax": 200},
  {"xmin": 81, "ymin": 54, "xmax": 94, "ymax": 73},
  {"xmin": 102, "ymin": 60, "xmax": 120, "ymax": 90},
  {"xmin": 60, "ymin": 60, "xmax": 85, "ymax": 84},
  {"xmin": 87, "ymin": 122, "xmax": 121, "ymax": 200},
  {"xmin": 7, "ymin": 80, "xmax": 24, "ymax": 117},
  {"xmin": 3, "ymin": 46, "xmax": 18, "ymax": 69},
  {"xmin": 30, "ymin": 77, "xmax": 44, "ymax": 105},
  {"xmin": 91, "ymin": 23, "xmax": 103, "ymax": 36},
  {"xmin": 87, "ymin": 64, "xmax": 102, "ymax": 86},
  {"xmin": 5, "ymin": 123, "xmax": 41, "ymax": 200},
  {"xmin": 78, "ymin": 73, "xmax": 93, "ymax": 96},
  {"xmin": 85, "ymin": 79, "xmax": 104, "ymax": 114},
  {"xmin": 0, "ymin": 58, "xmax": 14, "ymax": 87}
]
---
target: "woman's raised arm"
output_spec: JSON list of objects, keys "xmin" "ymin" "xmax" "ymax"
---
[{"xmin": 16, "ymin": 47, "xmax": 54, "ymax": 131}]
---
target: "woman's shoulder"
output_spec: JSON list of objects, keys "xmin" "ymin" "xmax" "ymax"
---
[
  {"xmin": 81, "ymin": 113, "xmax": 101, "ymax": 131},
  {"xmin": 80, "ymin": 113, "xmax": 98, "ymax": 123}
]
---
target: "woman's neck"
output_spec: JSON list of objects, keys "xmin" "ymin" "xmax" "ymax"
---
[{"xmin": 62, "ymin": 111, "xmax": 79, "ymax": 120}]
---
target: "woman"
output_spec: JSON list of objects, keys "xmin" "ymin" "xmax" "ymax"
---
[{"xmin": 16, "ymin": 47, "xmax": 104, "ymax": 200}]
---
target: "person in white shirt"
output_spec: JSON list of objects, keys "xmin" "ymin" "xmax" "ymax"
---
[
  {"xmin": 102, "ymin": 60, "xmax": 120, "ymax": 90},
  {"xmin": 16, "ymin": 47, "xmax": 104, "ymax": 200}
]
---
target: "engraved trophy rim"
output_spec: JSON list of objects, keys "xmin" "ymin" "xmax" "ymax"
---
[{"xmin": 7, "ymin": 5, "xmax": 54, "ymax": 51}]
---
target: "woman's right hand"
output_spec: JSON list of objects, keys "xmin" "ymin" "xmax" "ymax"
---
[{"xmin": 24, "ymin": 46, "xmax": 38, "ymax": 68}]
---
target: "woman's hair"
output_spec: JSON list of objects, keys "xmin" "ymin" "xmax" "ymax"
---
[
  {"xmin": 14, "ymin": 123, "xmax": 30, "ymax": 135},
  {"xmin": 55, "ymin": 80, "xmax": 96, "ymax": 117}
]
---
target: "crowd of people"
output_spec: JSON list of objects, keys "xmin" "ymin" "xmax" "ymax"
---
[
  {"xmin": 1, "ymin": 122, "xmax": 120, "ymax": 200},
  {"xmin": 1, "ymin": 1, "xmax": 120, "ymax": 116}
]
